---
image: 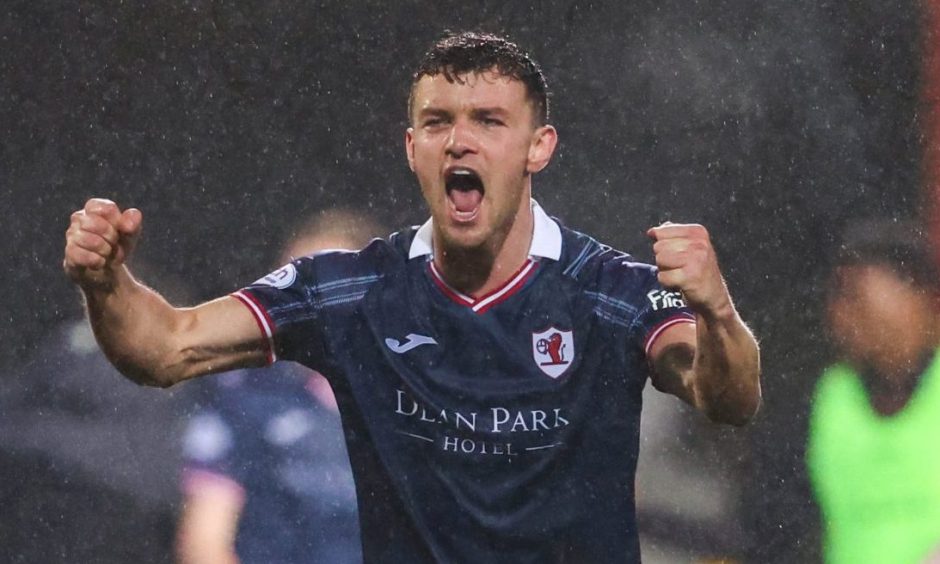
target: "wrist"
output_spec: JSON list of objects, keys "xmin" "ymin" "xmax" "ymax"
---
[
  {"xmin": 79, "ymin": 264, "xmax": 129, "ymax": 298},
  {"xmin": 694, "ymin": 297, "xmax": 736, "ymax": 325}
]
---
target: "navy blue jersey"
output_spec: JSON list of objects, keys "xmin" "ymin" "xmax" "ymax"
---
[
  {"xmin": 181, "ymin": 363, "xmax": 361, "ymax": 564},
  {"xmin": 232, "ymin": 202, "xmax": 695, "ymax": 563}
]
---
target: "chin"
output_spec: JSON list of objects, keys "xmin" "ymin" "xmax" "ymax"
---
[{"xmin": 440, "ymin": 224, "xmax": 491, "ymax": 253}]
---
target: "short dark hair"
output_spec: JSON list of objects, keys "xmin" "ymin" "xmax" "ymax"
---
[
  {"xmin": 409, "ymin": 31, "xmax": 550, "ymax": 125},
  {"xmin": 831, "ymin": 219, "xmax": 939, "ymax": 292}
]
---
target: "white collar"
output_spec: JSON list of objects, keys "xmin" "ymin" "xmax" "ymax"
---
[{"xmin": 408, "ymin": 199, "xmax": 562, "ymax": 261}]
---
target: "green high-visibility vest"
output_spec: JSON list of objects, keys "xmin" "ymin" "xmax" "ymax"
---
[{"xmin": 807, "ymin": 352, "xmax": 940, "ymax": 564}]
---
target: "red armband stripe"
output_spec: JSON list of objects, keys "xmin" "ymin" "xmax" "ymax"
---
[
  {"xmin": 231, "ymin": 290, "xmax": 277, "ymax": 364},
  {"xmin": 643, "ymin": 314, "xmax": 696, "ymax": 357}
]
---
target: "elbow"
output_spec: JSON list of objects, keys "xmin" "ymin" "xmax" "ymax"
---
[
  {"xmin": 115, "ymin": 362, "xmax": 182, "ymax": 389},
  {"xmin": 110, "ymin": 350, "xmax": 188, "ymax": 389},
  {"xmin": 144, "ymin": 373, "xmax": 182, "ymax": 389},
  {"xmin": 707, "ymin": 399, "xmax": 759, "ymax": 427}
]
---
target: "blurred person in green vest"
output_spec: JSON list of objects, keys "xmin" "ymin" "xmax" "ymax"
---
[{"xmin": 807, "ymin": 220, "xmax": 940, "ymax": 564}]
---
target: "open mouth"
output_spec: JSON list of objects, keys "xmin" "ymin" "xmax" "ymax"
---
[{"xmin": 445, "ymin": 167, "xmax": 484, "ymax": 222}]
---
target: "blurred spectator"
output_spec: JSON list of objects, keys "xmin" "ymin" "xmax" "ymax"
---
[
  {"xmin": 807, "ymin": 220, "xmax": 940, "ymax": 563},
  {"xmin": 0, "ymin": 260, "xmax": 194, "ymax": 564},
  {"xmin": 176, "ymin": 209, "xmax": 384, "ymax": 564},
  {"xmin": 636, "ymin": 383, "xmax": 750, "ymax": 563}
]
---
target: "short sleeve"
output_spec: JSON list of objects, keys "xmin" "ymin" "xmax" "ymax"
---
[
  {"xmin": 602, "ymin": 262, "xmax": 696, "ymax": 357},
  {"xmin": 231, "ymin": 256, "xmax": 330, "ymax": 367},
  {"xmin": 632, "ymin": 270, "xmax": 696, "ymax": 356}
]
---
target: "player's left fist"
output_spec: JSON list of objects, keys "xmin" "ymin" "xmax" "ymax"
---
[{"xmin": 647, "ymin": 222, "xmax": 732, "ymax": 318}]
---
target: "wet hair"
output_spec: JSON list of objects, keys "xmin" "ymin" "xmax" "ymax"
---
[
  {"xmin": 831, "ymin": 219, "xmax": 939, "ymax": 293},
  {"xmin": 409, "ymin": 30, "xmax": 550, "ymax": 125}
]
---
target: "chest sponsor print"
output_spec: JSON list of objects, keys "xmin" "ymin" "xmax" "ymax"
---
[
  {"xmin": 532, "ymin": 326, "xmax": 574, "ymax": 379},
  {"xmin": 392, "ymin": 389, "xmax": 570, "ymax": 458}
]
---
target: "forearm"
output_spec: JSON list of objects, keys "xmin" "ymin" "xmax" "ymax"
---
[
  {"xmin": 65, "ymin": 199, "xmax": 267, "ymax": 386},
  {"xmin": 177, "ymin": 540, "xmax": 239, "ymax": 564},
  {"xmin": 82, "ymin": 267, "xmax": 264, "ymax": 387},
  {"xmin": 177, "ymin": 480, "xmax": 244, "ymax": 564},
  {"xmin": 690, "ymin": 306, "xmax": 761, "ymax": 425},
  {"xmin": 177, "ymin": 516, "xmax": 240, "ymax": 564},
  {"xmin": 177, "ymin": 541, "xmax": 239, "ymax": 564},
  {"xmin": 82, "ymin": 265, "xmax": 193, "ymax": 387}
]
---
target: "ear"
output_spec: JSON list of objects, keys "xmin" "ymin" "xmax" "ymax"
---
[
  {"xmin": 405, "ymin": 127, "xmax": 416, "ymax": 172},
  {"xmin": 526, "ymin": 125, "xmax": 558, "ymax": 174}
]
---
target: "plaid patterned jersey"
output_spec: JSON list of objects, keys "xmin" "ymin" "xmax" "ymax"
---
[{"xmin": 234, "ymin": 202, "xmax": 695, "ymax": 563}]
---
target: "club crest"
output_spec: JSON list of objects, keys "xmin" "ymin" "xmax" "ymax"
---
[{"xmin": 531, "ymin": 327, "xmax": 574, "ymax": 379}]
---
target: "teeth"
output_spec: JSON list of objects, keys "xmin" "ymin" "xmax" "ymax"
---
[{"xmin": 452, "ymin": 169, "xmax": 473, "ymax": 176}]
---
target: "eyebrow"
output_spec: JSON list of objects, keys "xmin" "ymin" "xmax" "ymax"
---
[
  {"xmin": 470, "ymin": 107, "xmax": 510, "ymax": 119},
  {"xmin": 416, "ymin": 106, "xmax": 511, "ymax": 118},
  {"xmin": 415, "ymin": 107, "xmax": 451, "ymax": 120}
]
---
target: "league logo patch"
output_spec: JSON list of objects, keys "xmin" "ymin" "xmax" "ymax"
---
[
  {"xmin": 254, "ymin": 263, "xmax": 297, "ymax": 289},
  {"xmin": 532, "ymin": 327, "xmax": 574, "ymax": 379}
]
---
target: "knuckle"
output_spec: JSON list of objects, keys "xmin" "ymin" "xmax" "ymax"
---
[
  {"xmin": 64, "ymin": 247, "xmax": 83, "ymax": 267},
  {"xmin": 74, "ymin": 248, "xmax": 105, "ymax": 269},
  {"xmin": 79, "ymin": 214, "xmax": 116, "ymax": 238},
  {"xmin": 85, "ymin": 198, "xmax": 117, "ymax": 216},
  {"xmin": 657, "ymin": 269, "xmax": 682, "ymax": 287},
  {"xmin": 75, "ymin": 231, "xmax": 109, "ymax": 254},
  {"xmin": 78, "ymin": 213, "xmax": 97, "ymax": 229}
]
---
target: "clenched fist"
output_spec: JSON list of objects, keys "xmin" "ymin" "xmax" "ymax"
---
[
  {"xmin": 647, "ymin": 222, "xmax": 732, "ymax": 319},
  {"xmin": 64, "ymin": 198, "xmax": 142, "ymax": 289}
]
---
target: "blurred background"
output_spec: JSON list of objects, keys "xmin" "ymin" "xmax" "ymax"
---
[{"xmin": 1, "ymin": 1, "xmax": 936, "ymax": 562}]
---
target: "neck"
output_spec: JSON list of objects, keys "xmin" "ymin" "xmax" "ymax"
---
[{"xmin": 434, "ymin": 199, "xmax": 534, "ymax": 298}]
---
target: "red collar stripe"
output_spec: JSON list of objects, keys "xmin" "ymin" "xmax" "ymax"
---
[
  {"xmin": 428, "ymin": 259, "xmax": 539, "ymax": 314},
  {"xmin": 428, "ymin": 261, "xmax": 475, "ymax": 305},
  {"xmin": 472, "ymin": 260, "xmax": 537, "ymax": 313}
]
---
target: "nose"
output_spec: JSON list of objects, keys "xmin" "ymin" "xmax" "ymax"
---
[{"xmin": 445, "ymin": 119, "xmax": 476, "ymax": 159}]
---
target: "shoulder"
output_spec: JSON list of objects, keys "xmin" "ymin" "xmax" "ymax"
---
[
  {"xmin": 296, "ymin": 232, "xmax": 406, "ymax": 281},
  {"xmin": 545, "ymin": 225, "xmax": 675, "ymax": 332},
  {"xmin": 555, "ymin": 224, "xmax": 658, "ymax": 292},
  {"xmin": 813, "ymin": 363, "xmax": 860, "ymax": 403},
  {"xmin": 262, "ymin": 231, "xmax": 411, "ymax": 307}
]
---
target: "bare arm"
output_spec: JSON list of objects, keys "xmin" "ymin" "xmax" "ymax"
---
[
  {"xmin": 177, "ymin": 477, "xmax": 244, "ymax": 564},
  {"xmin": 64, "ymin": 199, "xmax": 267, "ymax": 387},
  {"xmin": 647, "ymin": 223, "xmax": 761, "ymax": 425}
]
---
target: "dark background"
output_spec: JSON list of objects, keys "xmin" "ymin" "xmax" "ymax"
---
[{"xmin": 0, "ymin": 1, "xmax": 925, "ymax": 562}]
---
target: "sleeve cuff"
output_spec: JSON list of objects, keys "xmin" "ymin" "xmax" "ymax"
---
[
  {"xmin": 643, "ymin": 313, "xmax": 696, "ymax": 357},
  {"xmin": 231, "ymin": 290, "xmax": 277, "ymax": 364}
]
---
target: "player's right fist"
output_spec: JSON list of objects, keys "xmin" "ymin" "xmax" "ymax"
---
[{"xmin": 63, "ymin": 198, "xmax": 142, "ymax": 289}]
